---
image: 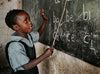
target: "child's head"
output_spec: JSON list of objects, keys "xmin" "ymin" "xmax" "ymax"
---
[
  {"xmin": 5, "ymin": 9, "xmax": 33, "ymax": 33},
  {"xmin": 5, "ymin": 9, "xmax": 26, "ymax": 30}
]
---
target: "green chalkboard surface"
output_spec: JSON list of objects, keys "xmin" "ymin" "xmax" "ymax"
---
[{"xmin": 23, "ymin": 0, "xmax": 100, "ymax": 67}]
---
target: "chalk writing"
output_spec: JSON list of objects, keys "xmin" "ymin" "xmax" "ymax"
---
[
  {"xmin": 83, "ymin": 34, "xmax": 90, "ymax": 44},
  {"xmin": 55, "ymin": 0, "xmax": 60, "ymax": 4},
  {"xmin": 53, "ymin": 11, "xmax": 59, "ymax": 24},
  {"xmin": 67, "ymin": 0, "xmax": 72, "ymax": 1},
  {"xmin": 55, "ymin": 0, "xmax": 72, "ymax": 4},
  {"xmin": 83, "ymin": 4, "xmax": 91, "ymax": 20},
  {"xmin": 66, "ymin": 9, "xmax": 74, "ymax": 22},
  {"xmin": 52, "ymin": 6, "xmax": 94, "ymax": 49}
]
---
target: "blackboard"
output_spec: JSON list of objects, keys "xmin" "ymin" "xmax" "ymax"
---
[{"xmin": 22, "ymin": 0, "xmax": 100, "ymax": 67}]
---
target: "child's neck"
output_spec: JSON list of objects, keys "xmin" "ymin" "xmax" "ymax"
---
[{"xmin": 16, "ymin": 32, "xmax": 28, "ymax": 39}]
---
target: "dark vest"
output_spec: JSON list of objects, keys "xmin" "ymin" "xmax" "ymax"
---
[{"xmin": 5, "ymin": 41, "xmax": 39, "ymax": 74}]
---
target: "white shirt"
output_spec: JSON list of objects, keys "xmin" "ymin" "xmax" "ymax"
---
[{"xmin": 8, "ymin": 31, "xmax": 39, "ymax": 72}]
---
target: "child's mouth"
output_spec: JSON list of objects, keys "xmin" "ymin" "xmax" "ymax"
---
[{"xmin": 29, "ymin": 26, "xmax": 33, "ymax": 30}]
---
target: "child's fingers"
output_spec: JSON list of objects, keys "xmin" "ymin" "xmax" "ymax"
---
[
  {"xmin": 40, "ymin": 9, "xmax": 48, "ymax": 20},
  {"xmin": 41, "ymin": 9, "xmax": 44, "ymax": 13},
  {"xmin": 41, "ymin": 9, "xmax": 44, "ymax": 15},
  {"xmin": 49, "ymin": 47, "xmax": 54, "ymax": 54}
]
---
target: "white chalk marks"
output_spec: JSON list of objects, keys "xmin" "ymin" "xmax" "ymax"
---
[
  {"xmin": 52, "ymin": 1, "xmax": 96, "ymax": 51},
  {"xmin": 83, "ymin": 4, "xmax": 91, "ymax": 21}
]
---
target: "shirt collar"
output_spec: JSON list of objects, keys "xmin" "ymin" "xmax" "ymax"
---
[
  {"xmin": 11, "ymin": 32, "xmax": 33, "ymax": 47},
  {"xmin": 11, "ymin": 32, "xmax": 24, "ymax": 41}
]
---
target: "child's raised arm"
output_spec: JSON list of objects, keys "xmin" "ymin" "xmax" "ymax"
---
[{"xmin": 38, "ymin": 9, "xmax": 48, "ymax": 36}]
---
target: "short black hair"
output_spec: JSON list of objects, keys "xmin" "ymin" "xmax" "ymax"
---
[{"xmin": 5, "ymin": 9, "xmax": 26, "ymax": 29}]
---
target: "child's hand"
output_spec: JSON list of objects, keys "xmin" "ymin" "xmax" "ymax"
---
[
  {"xmin": 41, "ymin": 9, "xmax": 48, "ymax": 20},
  {"xmin": 41, "ymin": 9, "xmax": 44, "ymax": 16},
  {"xmin": 44, "ymin": 47, "xmax": 53, "ymax": 57}
]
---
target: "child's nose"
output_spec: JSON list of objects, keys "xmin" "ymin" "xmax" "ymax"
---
[{"xmin": 29, "ymin": 20, "xmax": 32, "ymax": 25}]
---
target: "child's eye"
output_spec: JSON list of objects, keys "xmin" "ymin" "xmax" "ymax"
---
[
  {"xmin": 29, "ymin": 17, "xmax": 30, "ymax": 20},
  {"xmin": 24, "ymin": 19, "xmax": 27, "ymax": 23}
]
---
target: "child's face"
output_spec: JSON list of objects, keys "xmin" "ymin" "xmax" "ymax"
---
[{"xmin": 14, "ymin": 12, "xmax": 33, "ymax": 33}]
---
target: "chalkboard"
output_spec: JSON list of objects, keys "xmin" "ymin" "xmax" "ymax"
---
[{"xmin": 22, "ymin": 0, "xmax": 100, "ymax": 67}]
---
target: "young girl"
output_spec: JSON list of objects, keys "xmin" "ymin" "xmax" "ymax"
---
[{"xmin": 5, "ymin": 9, "xmax": 53, "ymax": 74}]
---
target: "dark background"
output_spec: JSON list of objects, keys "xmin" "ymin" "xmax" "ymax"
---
[{"xmin": 23, "ymin": 0, "xmax": 100, "ymax": 67}]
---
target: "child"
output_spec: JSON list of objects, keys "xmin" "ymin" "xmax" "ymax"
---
[{"xmin": 5, "ymin": 9, "xmax": 53, "ymax": 74}]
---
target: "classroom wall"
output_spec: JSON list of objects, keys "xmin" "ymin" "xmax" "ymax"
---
[
  {"xmin": 0, "ymin": 0, "xmax": 100, "ymax": 74},
  {"xmin": 0, "ymin": 0, "xmax": 21, "ymax": 74},
  {"xmin": 34, "ymin": 42, "xmax": 100, "ymax": 74}
]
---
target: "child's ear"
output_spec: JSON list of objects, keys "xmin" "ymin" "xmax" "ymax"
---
[{"xmin": 12, "ymin": 25, "xmax": 20, "ymax": 31}]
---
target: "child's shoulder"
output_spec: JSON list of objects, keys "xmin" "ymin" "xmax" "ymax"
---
[{"xmin": 7, "ymin": 41, "xmax": 24, "ymax": 53}]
